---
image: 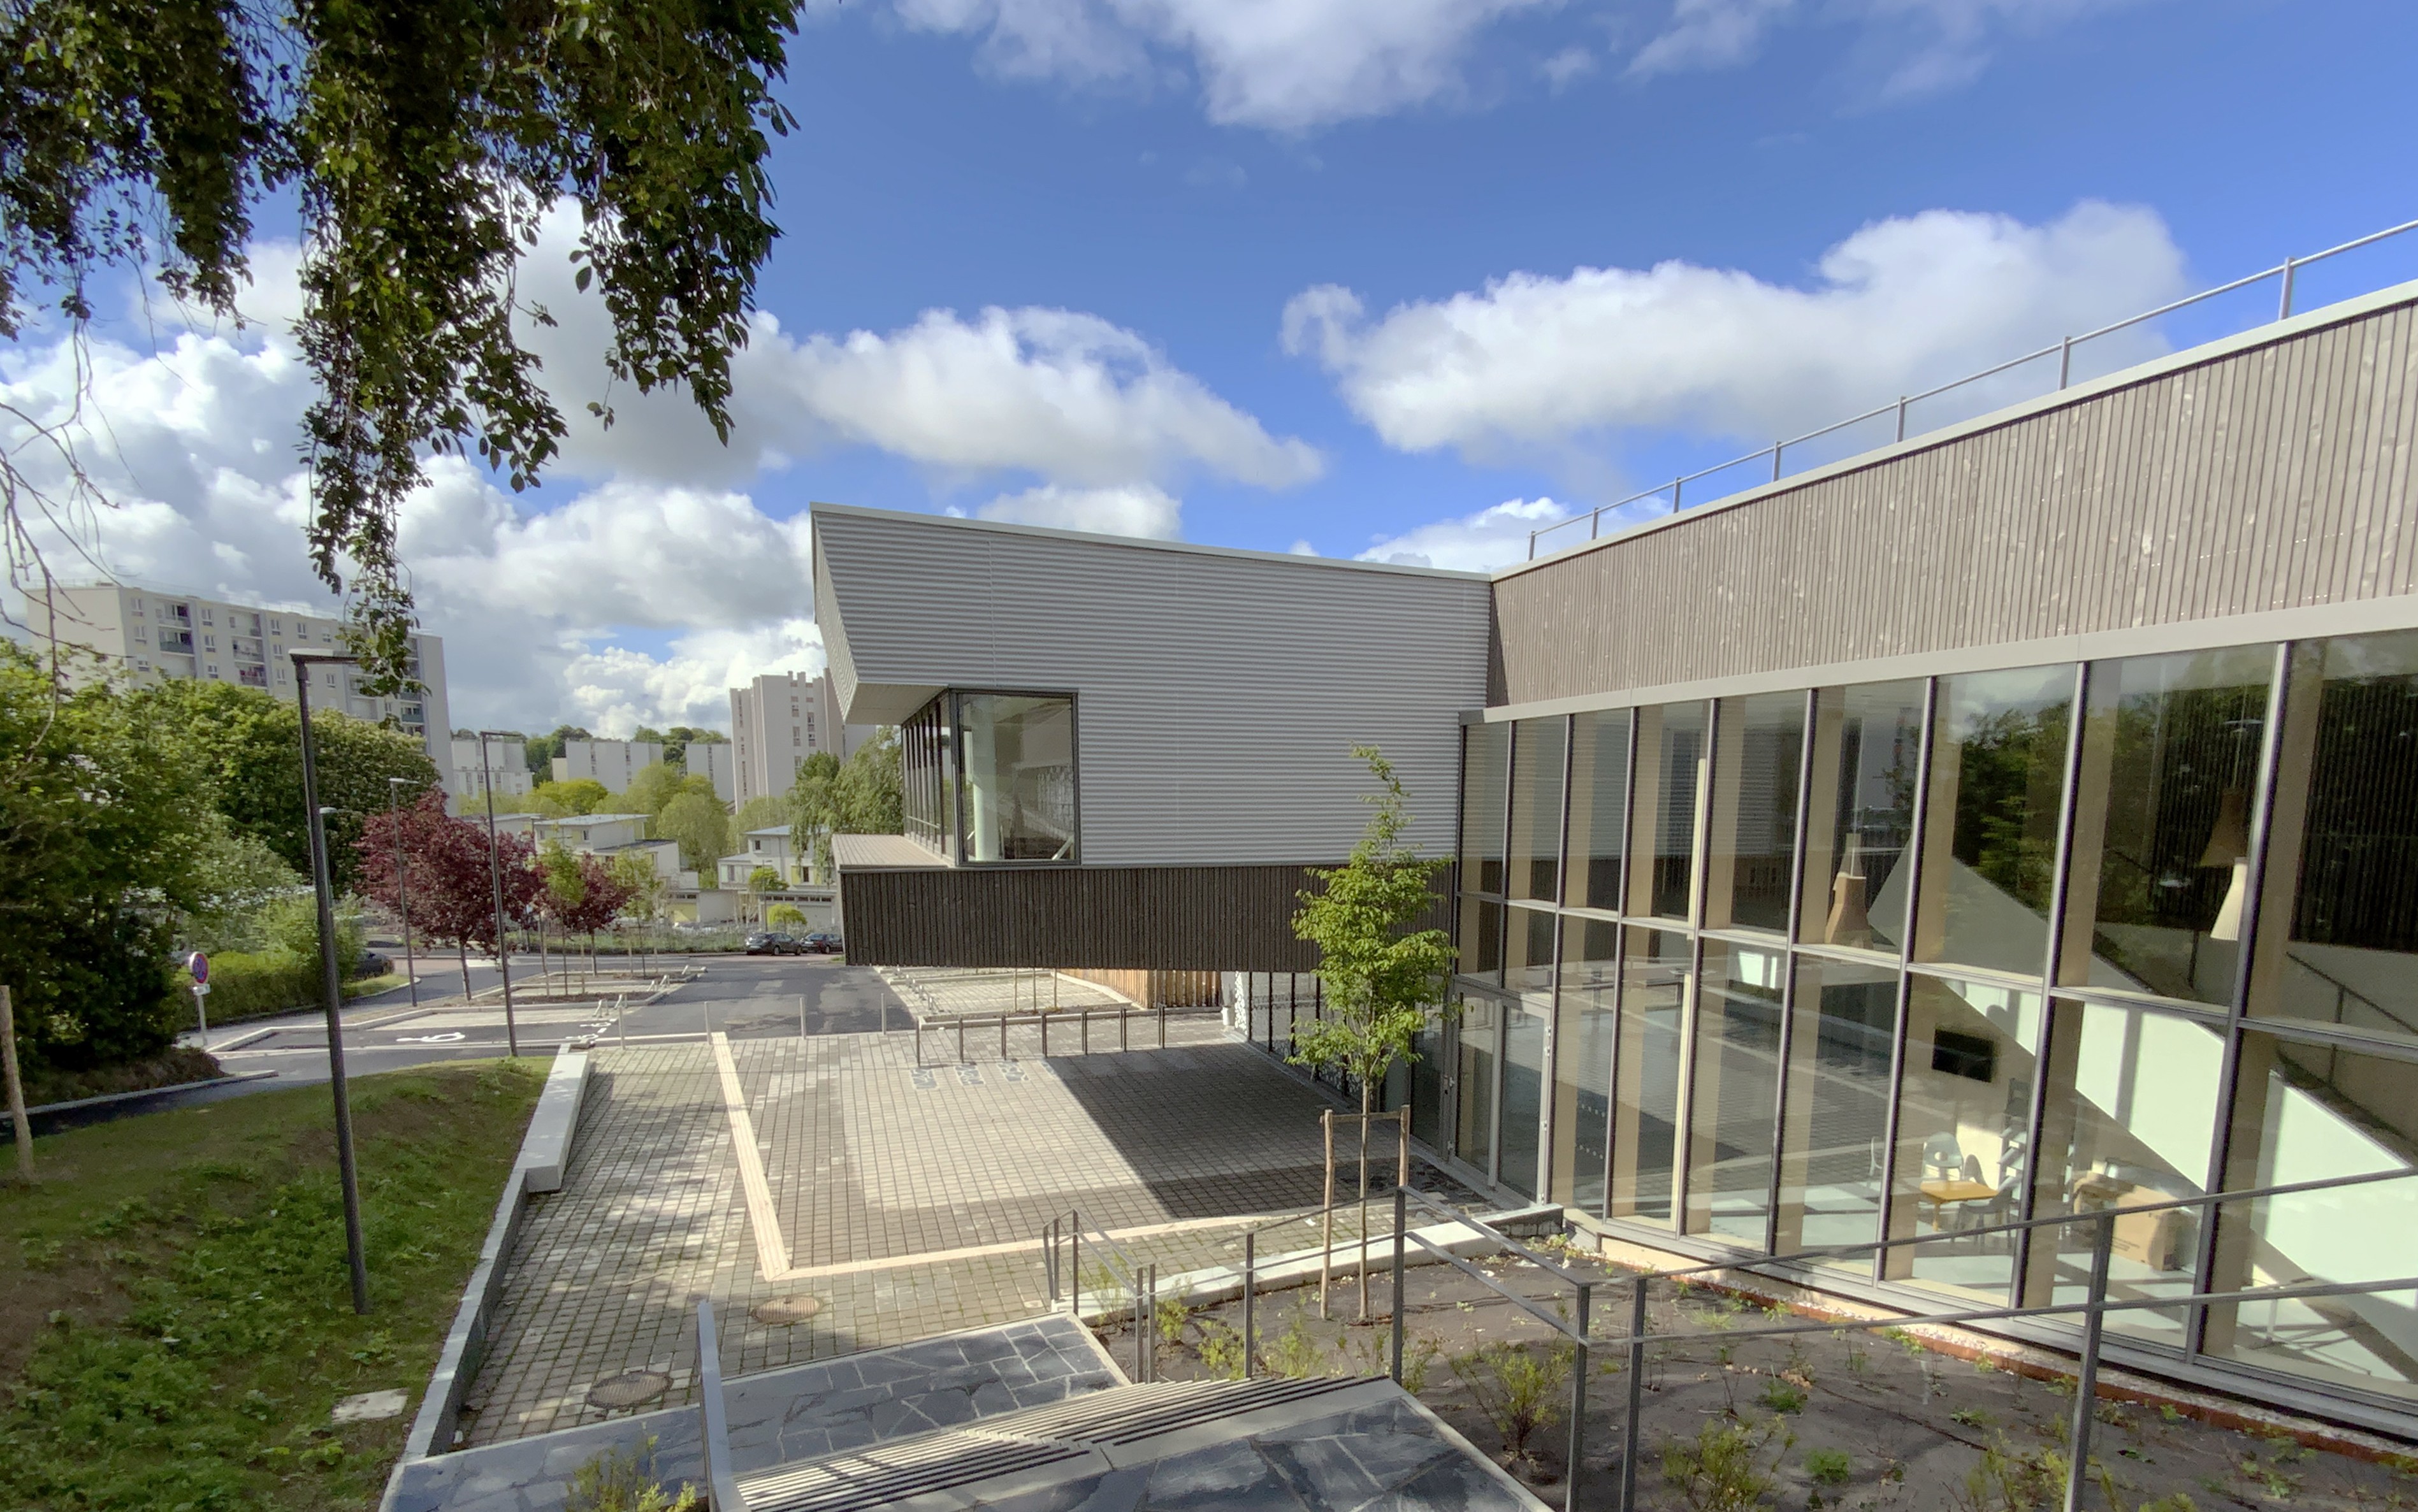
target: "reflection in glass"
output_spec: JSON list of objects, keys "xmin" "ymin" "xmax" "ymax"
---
[
  {"xmin": 1800, "ymin": 681, "xmax": 1925, "ymax": 953},
  {"xmin": 1565, "ymin": 709, "xmax": 1632, "ymax": 912},
  {"xmin": 1506, "ymin": 904, "xmax": 1557, "ymax": 1003},
  {"xmin": 2206, "ymin": 1032, "xmax": 2418, "ymax": 1399},
  {"xmin": 1458, "ymin": 896, "xmax": 1503, "ymax": 983},
  {"xmin": 2024, "ymin": 999, "xmax": 2221, "ymax": 1350},
  {"xmin": 2252, "ymin": 631, "xmax": 2418, "ymax": 1044},
  {"xmin": 1686, "ymin": 941, "xmax": 1786, "ymax": 1245},
  {"xmin": 1707, "ymin": 693, "xmax": 1805, "ymax": 933},
  {"xmin": 1631, "ymin": 703, "xmax": 1708, "ymax": 921},
  {"xmin": 1508, "ymin": 717, "xmax": 1567, "ymax": 902},
  {"xmin": 1612, "ymin": 930, "xmax": 1690, "ymax": 1227},
  {"xmin": 1775, "ymin": 956, "xmax": 1899, "ymax": 1269},
  {"xmin": 959, "ymin": 693, "xmax": 1078, "ymax": 861},
  {"xmin": 901, "ymin": 695, "xmax": 953, "ymax": 858},
  {"xmin": 1885, "ymin": 976, "xmax": 2044, "ymax": 1302},
  {"xmin": 2062, "ymin": 647, "xmax": 2273, "ymax": 1006},
  {"xmin": 1456, "ymin": 994, "xmax": 1500, "ymax": 1177},
  {"xmin": 1502, "ymin": 1003, "xmax": 1548, "ymax": 1200},
  {"xmin": 1915, "ymin": 666, "xmax": 2075, "ymax": 976},
  {"xmin": 1462, "ymin": 723, "xmax": 1510, "ymax": 895},
  {"xmin": 1553, "ymin": 918, "xmax": 1618, "ymax": 1215},
  {"xmin": 1410, "ymin": 1011, "xmax": 1447, "ymax": 1151}
]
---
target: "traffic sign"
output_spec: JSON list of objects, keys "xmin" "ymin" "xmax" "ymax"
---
[{"xmin": 187, "ymin": 951, "xmax": 210, "ymax": 985}]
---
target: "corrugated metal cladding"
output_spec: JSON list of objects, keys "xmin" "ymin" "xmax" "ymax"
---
[
  {"xmin": 1494, "ymin": 294, "xmax": 2418, "ymax": 706},
  {"xmin": 813, "ymin": 508, "xmax": 1493, "ymax": 867},
  {"xmin": 837, "ymin": 863, "xmax": 1451, "ymax": 970}
]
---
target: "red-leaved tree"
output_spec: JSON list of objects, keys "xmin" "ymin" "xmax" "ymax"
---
[{"xmin": 358, "ymin": 792, "xmax": 542, "ymax": 996}]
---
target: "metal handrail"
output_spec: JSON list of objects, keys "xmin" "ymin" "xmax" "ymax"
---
[
  {"xmin": 694, "ymin": 1299, "xmax": 744, "ymax": 1512},
  {"xmin": 1528, "ymin": 215, "xmax": 2418, "ymax": 560},
  {"xmin": 916, "ymin": 1001, "xmax": 1199, "ymax": 1064},
  {"xmin": 1039, "ymin": 1209, "xmax": 1159, "ymax": 1382}
]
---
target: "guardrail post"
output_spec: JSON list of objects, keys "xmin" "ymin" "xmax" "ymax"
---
[
  {"xmin": 1072, "ymin": 1227, "xmax": 1082, "ymax": 1321},
  {"xmin": 1134, "ymin": 1267, "xmax": 1149, "ymax": 1381},
  {"xmin": 1669, "ymin": 476, "xmax": 1682, "ymax": 514},
  {"xmin": 2062, "ymin": 1212, "xmax": 2116, "ymax": 1512},
  {"xmin": 1391, "ymin": 1186, "xmax": 1407, "ymax": 1383},
  {"xmin": 1081, "ymin": 1007, "xmax": 1090, "ymax": 1054},
  {"xmin": 1045, "ymin": 1218, "xmax": 1060, "ymax": 1303},
  {"xmin": 1620, "ymin": 1276, "xmax": 1647, "ymax": 1512},
  {"xmin": 1770, "ymin": 443, "xmax": 1783, "ymax": 482},
  {"xmin": 1041, "ymin": 1011, "xmax": 1048, "ymax": 1058},
  {"xmin": 1895, "ymin": 395, "xmax": 1909, "ymax": 441},
  {"xmin": 1244, "ymin": 1232, "xmax": 1257, "ymax": 1379},
  {"xmin": 695, "ymin": 1300, "xmax": 741, "ymax": 1512},
  {"xmin": 2059, "ymin": 335, "xmax": 2074, "ymax": 388},
  {"xmin": 1120, "ymin": 1005, "xmax": 1129, "ymax": 1052},
  {"xmin": 957, "ymin": 1016, "xmax": 966, "ymax": 1065},
  {"xmin": 999, "ymin": 1012, "xmax": 1008, "ymax": 1061},
  {"xmin": 2278, "ymin": 256, "xmax": 2298, "ymax": 320},
  {"xmin": 1567, "ymin": 1283, "xmax": 1591, "ymax": 1512},
  {"xmin": 1159, "ymin": 1003, "xmax": 1168, "ymax": 1049}
]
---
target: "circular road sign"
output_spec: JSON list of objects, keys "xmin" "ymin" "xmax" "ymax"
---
[{"xmin": 187, "ymin": 951, "xmax": 210, "ymax": 985}]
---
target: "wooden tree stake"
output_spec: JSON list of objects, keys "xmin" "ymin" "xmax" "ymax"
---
[{"xmin": 3, "ymin": 986, "xmax": 31, "ymax": 1179}]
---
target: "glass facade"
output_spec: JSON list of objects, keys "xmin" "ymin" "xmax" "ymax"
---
[
  {"xmin": 1441, "ymin": 628, "xmax": 2418, "ymax": 1410},
  {"xmin": 899, "ymin": 689, "xmax": 1078, "ymax": 864}
]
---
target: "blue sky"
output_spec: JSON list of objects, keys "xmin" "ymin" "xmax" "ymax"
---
[{"xmin": 9, "ymin": 0, "xmax": 2417, "ymax": 732}]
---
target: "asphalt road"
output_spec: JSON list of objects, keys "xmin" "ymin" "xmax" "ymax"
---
[{"xmin": 36, "ymin": 956, "xmax": 909, "ymax": 1134}]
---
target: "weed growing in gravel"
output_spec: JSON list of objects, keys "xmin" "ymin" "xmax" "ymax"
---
[
  {"xmin": 1661, "ymin": 1416, "xmax": 1795, "ymax": 1511},
  {"xmin": 1804, "ymin": 1448, "xmax": 1852, "ymax": 1485},
  {"xmin": 1451, "ymin": 1341, "xmax": 1574, "ymax": 1471}
]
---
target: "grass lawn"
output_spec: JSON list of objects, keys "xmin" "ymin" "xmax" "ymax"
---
[{"xmin": 1, "ymin": 1059, "xmax": 546, "ymax": 1511}]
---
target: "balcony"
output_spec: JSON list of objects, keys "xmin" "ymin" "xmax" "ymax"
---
[
  {"xmin": 237, "ymin": 665, "xmax": 268, "ymax": 688},
  {"xmin": 158, "ymin": 631, "xmax": 194, "ymax": 654}
]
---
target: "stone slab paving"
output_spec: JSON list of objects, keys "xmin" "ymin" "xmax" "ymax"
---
[{"xmin": 463, "ymin": 1028, "xmax": 1380, "ymax": 1448}]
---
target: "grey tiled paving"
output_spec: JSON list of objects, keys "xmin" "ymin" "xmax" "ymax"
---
[{"xmin": 464, "ymin": 1029, "xmax": 1361, "ymax": 1447}]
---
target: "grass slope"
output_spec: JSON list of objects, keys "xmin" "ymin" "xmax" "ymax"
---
[{"xmin": 2, "ymin": 1059, "xmax": 546, "ymax": 1511}]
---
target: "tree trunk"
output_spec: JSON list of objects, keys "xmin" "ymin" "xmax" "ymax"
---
[{"xmin": 460, "ymin": 941, "xmax": 472, "ymax": 999}]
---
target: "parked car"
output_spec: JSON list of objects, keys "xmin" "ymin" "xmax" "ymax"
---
[
  {"xmin": 802, "ymin": 932, "xmax": 843, "ymax": 954},
  {"xmin": 744, "ymin": 932, "xmax": 807, "ymax": 956}
]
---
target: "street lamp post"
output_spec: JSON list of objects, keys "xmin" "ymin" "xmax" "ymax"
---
[
  {"xmin": 387, "ymin": 776, "xmax": 428, "ymax": 1011},
  {"xmin": 475, "ymin": 731, "xmax": 521, "ymax": 1058},
  {"xmin": 293, "ymin": 652, "xmax": 372, "ymax": 1314}
]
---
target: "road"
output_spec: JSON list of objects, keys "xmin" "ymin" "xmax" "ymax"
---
[{"xmin": 37, "ymin": 956, "xmax": 909, "ymax": 1134}]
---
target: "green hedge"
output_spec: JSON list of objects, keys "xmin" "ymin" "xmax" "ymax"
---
[{"xmin": 175, "ymin": 952, "xmax": 389, "ymax": 1030}]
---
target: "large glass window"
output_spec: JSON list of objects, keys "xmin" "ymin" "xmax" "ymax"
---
[
  {"xmin": 1611, "ymin": 930, "xmax": 1690, "ymax": 1227},
  {"xmin": 2024, "ymin": 998, "xmax": 2223, "ymax": 1351},
  {"xmin": 1915, "ymin": 666, "xmax": 2076, "ymax": 976},
  {"xmin": 2061, "ymin": 647, "xmax": 2274, "ymax": 1007},
  {"xmin": 901, "ymin": 695, "xmax": 953, "ymax": 858},
  {"xmin": 1630, "ymin": 702, "xmax": 1708, "ymax": 921},
  {"xmin": 1501, "ymin": 1002, "xmax": 1549, "ymax": 1200},
  {"xmin": 958, "ymin": 693, "xmax": 1077, "ymax": 861},
  {"xmin": 1884, "ymin": 975, "xmax": 2044, "ymax": 1302},
  {"xmin": 1706, "ymin": 693, "xmax": 1806, "ymax": 934},
  {"xmin": 1552, "ymin": 918, "xmax": 1618, "ymax": 1214},
  {"xmin": 1456, "ymin": 993, "xmax": 1500, "ymax": 1177},
  {"xmin": 1458, "ymin": 897, "xmax": 1503, "ymax": 984},
  {"xmin": 1505, "ymin": 904, "xmax": 1556, "ymax": 1004},
  {"xmin": 2206, "ymin": 1032, "xmax": 2418, "ymax": 1399},
  {"xmin": 1800, "ymin": 680, "xmax": 1925, "ymax": 954},
  {"xmin": 2252, "ymin": 631, "xmax": 2418, "ymax": 1044},
  {"xmin": 1461, "ymin": 722, "xmax": 1510, "ymax": 896},
  {"xmin": 1686, "ymin": 941, "xmax": 1787, "ymax": 1245},
  {"xmin": 1507, "ymin": 717, "xmax": 1567, "ymax": 902},
  {"xmin": 1775, "ymin": 955, "xmax": 1899, "ymax": 1269},
  {"xmin": 1410, "ymin": 1010, "xmax": 1447, "ymax": 1151},
  {"xmin": 1565, "ymin": 709, "xmax": 1631, "ymax": 912}
]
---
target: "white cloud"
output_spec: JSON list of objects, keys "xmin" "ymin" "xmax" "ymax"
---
[
  {"xmin": 977, "ymin": 482, "xmax": 1184, "ymax": 538},
  {"xmin": 1630, "ymin": 0, "xmax": 2129, "ymax": 99},
  {"xmin": 886, "ymin": 0, "xmax": 1558, "ymax": 131},
  {"xmin": 1538, "ymin": 44, "xmax": 1597, "ymax": 89},
  {"xmin": 1285, "ymin": 201, "xmax": 2188, "ymax": 456},
  {"xmin": 1356, "ymin": 496, "xmax": 1570, "ymax": 572}
]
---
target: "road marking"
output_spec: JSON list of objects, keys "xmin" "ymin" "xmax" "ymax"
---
[
  {"xmin": 395, "ymin": 1031, "xmax": 468, "ymax": 1044},
  {"xmin": 710, "ymin": 1031, "xmax": 793, "ymax": 1279}
]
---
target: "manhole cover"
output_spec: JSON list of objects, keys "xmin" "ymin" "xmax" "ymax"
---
[
  {"xmin": 752, "ymin": 1295, "xmax": 823, "ymax": 1325},
  {"xmin": 586, "ymin": 1371, "xmax": 669, "ymax": 1409}
]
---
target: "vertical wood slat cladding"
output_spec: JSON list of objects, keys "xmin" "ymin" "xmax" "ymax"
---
[
  {"xmin": 1495, "ymin": 299, "xmax": 2418, "ymax": 705},
  {"xmin": 838, "ymin": 864, "xmax": 1454, "ymax": 970}
]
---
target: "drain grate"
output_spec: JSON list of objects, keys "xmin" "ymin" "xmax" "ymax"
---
[
  {"xmin": 752, "ymin": 1295, "xmax": 823, "ymax": 1325},
  {"xmin": 586, "ymin": 1370, "xmax": 669, "ymax": 1410}
]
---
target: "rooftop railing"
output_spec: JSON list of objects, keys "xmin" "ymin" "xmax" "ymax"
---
[{"xmin": 1527, "ymin": 216, "xmax": 2418, "ymax": 562}]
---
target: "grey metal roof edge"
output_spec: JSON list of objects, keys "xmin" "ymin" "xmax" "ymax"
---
[
  {"xmin": 807, "ymin": 501, "xmax": 1493, "ymax": 582},
  {"xmin": 1495, "ymin": 275, "xmax": 2418, "ymax": 582}
]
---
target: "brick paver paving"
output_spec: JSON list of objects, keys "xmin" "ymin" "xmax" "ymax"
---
[{"xmin": 464, "ymin": 1025, "xmax": 1380, "ymax": 1447}]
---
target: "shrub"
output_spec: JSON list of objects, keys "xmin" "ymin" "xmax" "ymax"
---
[
  {"xmin": 1451, "ymin": 1341, "xmax": 1574, "ymax": 1470},
  {"xmin": 1663, "ymin": 1417, "xmax": 1794, "ymax": 1512},
  {"xmin": 1804, "ymin": 1448, "xmax": 1852, "ymax": 1486},
  {"xmin": 565, "ymin": 1437, "xmax": 698, "ymax": 1512}
]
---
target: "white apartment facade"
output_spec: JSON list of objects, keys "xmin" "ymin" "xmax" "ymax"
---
[
  {"xmin": 686, "ymin": 738, "xmax": 737, "ymax": 802},
  {"xmin": 551, "ymin": 738, "xmax": 662, "ymax": 793},
  {"xmin": 447, "ymin": 738, "xmax": 534, "ymax": 803},
  {"xmin": 730, "ymin": 671, "xmax": 870, "ymax": 806},
  {"xmin": 27, "ymin": 580, "xmax": 449, "ymax": 765}
]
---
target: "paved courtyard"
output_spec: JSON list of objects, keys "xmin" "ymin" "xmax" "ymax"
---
[{"xmin": 462, "ymin": 1016, "xmax": 1386, "ymax": 1446}]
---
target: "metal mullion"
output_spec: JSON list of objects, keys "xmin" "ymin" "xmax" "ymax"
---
[
  {"xmin": 2013, "ymin": 661, "xmax": 2094, "ymax": 1307},
  {"xmin": 1599, "ymin": 921, "xmax": 1623, "ymax": 1223},
  {"xmin": 1538, "ymin": 716, "xmax": 1578, "ymax": 1204},
  {"xmin": 1871, "ymin": 677, "xmax": 1941, "ymax": 1284},
  {"xmin": 1670, "ymin": 700, "xmax": 1719, "ymax": 1235},
  {"xmin": 2190, "ymin": 640, "xmax": 2297, "ymax": 1358},
  {"xmin": 1763, "ymin": 689, "xmax": 1821, "ymax": 1255}
]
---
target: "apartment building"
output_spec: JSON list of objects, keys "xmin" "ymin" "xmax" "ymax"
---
[
  {"xmin": 549, "ymin": 738, "xmax": 662, "ymax": 793},
  {"xmin": 686, "ymin": 738, "xmax": 737, "ymax": 802},
  {"xmin": 814, "ymin": 271, "xmax": 2418, "ymax": 1434},
  {"xmin": 448, "ymin": 738, "xmax": 535, "ymax": 803},
  {"xmin": 25, "ymin": 580, "xmax": 449, "ymax": 765},
  {"xmin": 729, "ymin": 670, "xmax": 871, "ymax": 806}
]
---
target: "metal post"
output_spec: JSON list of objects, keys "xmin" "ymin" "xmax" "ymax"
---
[
  {"xmin": 1044, "ymin": 1218, "xmax": 1058, "ymax": 1301},
  {"xmin": 1040, "ymin": 1010, "xmax": 1048, "ymax": 1058},
  {"xmin": 1321, "ymin": 1109, "xmax": 1335, "ymax": 1319},
  {"xmin": 1081, "ymin": 1007, "xmax": 1090, "ymax": 1054},
  {"xmin": 957, "ymin": 1016, "xmax": 966, "ymax": 1065},
  {"xmin": 1120, "ymin": 1004, "xmax": 1128, "ymax": 1052},
  {"xmin": 1159, "ymin": 1002, "xmax": 1167, "ymax": 1049},
  {"xmin": 1895, "ymin": 396, "xmax": 1909, "ymax": 442},
  {"xmin": 1770, "ymin": 443, "xmax": 1783, "ymax": 482},
  {"xmin": 1133, "ymin": 1270, "xmax": 1147, "ymax": 1381},
  {"xmin": 800, "ymin": 994, "xmax": 807, "ymax": 1042},
  {"xmin": 1620, "ymin": 1278, "xmax": 1647, "ymax": 1512},
  {"xmin": 2058, "ymin": 335, "xmax": 2074, "ymax": 389},
  {"xmin": 1072, "ymin": 1227, "xmax": 1082, "ymax": 1320},
  {"xmin": 1000, "ymin": 1012, "xmax": 1008, "ymax": 1061},
  {"xmin": 2062, "ymin": 1213, "xmax": 2117, "ymax": 1512},
  {"xmin": 2, "ymin": 985, "xmax": 32, "ymax": 1179},
  {"xmin": 1669, "ymin": 476, "xmax": 1682, "ymax": 514},
  {"xmin": 2278, "ymin": 256, "xmax": 2298, "ymax": 320},
  {"xmin": 1243, "ymin": 1232, "xmax": 1257, "ymax": 1379},
  {"xmin": 191, "ymin": 983, "xmax": 211, "ymax": 1048},
  {"xmin": 696, "ymin": 1300, "xmax": 742, "ymax": 1512},
  {"xmin": 475, "ymin": 730, "xmax": 520, "ymax": 1058},
  {"xmin": 1567, "ymin": 1284, "xmax": 1592, "ymax": 1512},
  {"xmin": 1391, "ymin": 1186, "xmax": 1407, "ymax": 1383},
  {"xmin": 296, "ymin": 654, "xmax": 371, "ymax": 1314},
  {"xmin": 388, "ymin": 777, "xmax": 421, "ymax": 1011}
]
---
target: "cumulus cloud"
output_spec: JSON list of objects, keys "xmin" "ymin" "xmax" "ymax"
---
[
  {"xmin": 1630, "ymin": 0, "xmax": 2129, "ymax": 100},
  {"xmin": 1285, "ymin": 201, "xmax": 2188, "ymax": 457},
  {"xmin": 976, "ymin": 482, "xmax": 1184, "ymax": 538},
  {"xmin": 1355, "ymin": 496, "xmax": 1571, "ymax": 572},
  {"xmin": 885, "ymin": 0, "xmax": 1557, "ymax": 131}
]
